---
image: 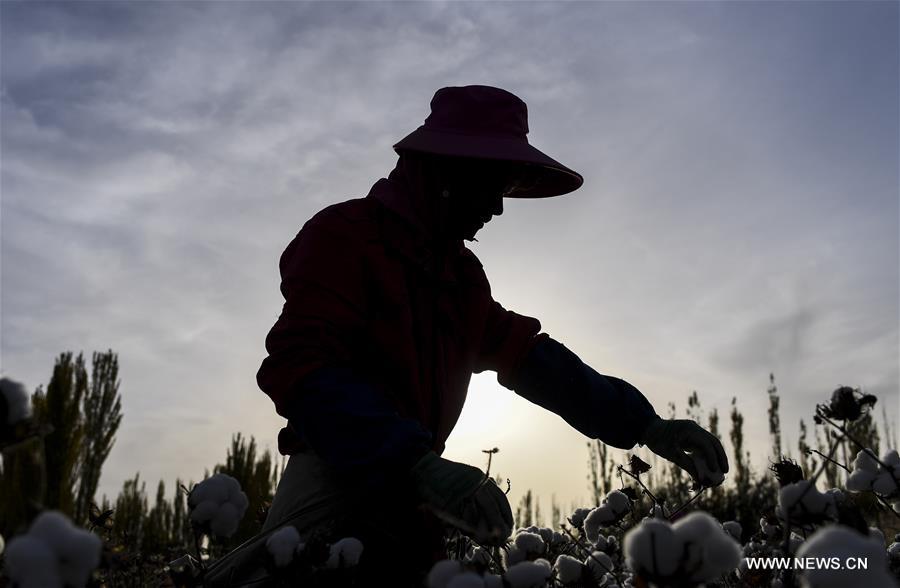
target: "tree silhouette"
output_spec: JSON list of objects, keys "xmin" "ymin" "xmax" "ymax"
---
[
  {"xmin": 211, "ymin": 433, "xmax": 278, "ymax": 552},
  {"xmin": 35, "ymin": 352, "xmax": 87, "ymax": 516},
  {"xmin": 74, "ymin": 350, "xmax": 123, "ymax": 526}
]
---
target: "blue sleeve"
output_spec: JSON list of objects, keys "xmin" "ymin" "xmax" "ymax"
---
[
  {"xmin": 283, "ymin": 365, "xmax": 433, "ymax": 492},
  {"xmin": 508, "ymin": 334, "xmax": 660, "ymax": 449}
]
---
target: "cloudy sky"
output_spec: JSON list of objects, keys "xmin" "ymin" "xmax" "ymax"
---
[{"xmin": 2, "ymin": 1, "xmax": 897, "ymax": 519}]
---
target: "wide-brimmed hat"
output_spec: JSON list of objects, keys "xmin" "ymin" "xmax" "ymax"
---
[{"xmin": 393, "ymin": 85, "xmax": 583, "ymax": 198}]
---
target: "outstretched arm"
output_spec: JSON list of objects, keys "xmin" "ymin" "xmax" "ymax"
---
[
  {"xmin": 506, "ymin": 333, "xmax": 729, "ymax": 483},
  {"xmin": 506, "ymin": 333, "xmax": 659, "ymax": 449}
]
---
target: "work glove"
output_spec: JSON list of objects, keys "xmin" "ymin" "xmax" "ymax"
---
[
  {"xmin": 640, "ymin": 416, "xmax": 729, "ymax": 487},
  {"xmin": 408, "ymin": 451, "xmax": 513, "ymax": 545}
]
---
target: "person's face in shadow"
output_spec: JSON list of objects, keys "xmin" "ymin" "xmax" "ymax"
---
[{"xmin": 430, "ymin": 155, "xmax": 522, "ymax": 242}]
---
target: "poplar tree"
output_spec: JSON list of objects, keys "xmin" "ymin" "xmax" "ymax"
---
[
  {"xmin": 766, "ymin": 373, "xmax": 782, "ymax": 459},
  {"xmin": 74, "ymin": 350, "xmax": 123, "ymax": 526},
  {"xmin": 35, "ymin": 352, "xmax": 87, "ymax": 516}
]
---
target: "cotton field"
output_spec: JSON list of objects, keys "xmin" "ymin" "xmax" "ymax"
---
[{"xmin": 2, "ymin": 377, "xmax": 900, "ymax": 587}]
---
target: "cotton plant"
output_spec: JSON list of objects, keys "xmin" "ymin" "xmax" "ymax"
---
[
  {"xmin": 265, "ymin": 524, "xmax": 305, "ymax": 568},
  {"xmin": 187, "ymin": 472, "xmax": 249, "ymax": 539},
  {"xmin": 623, "ymin": 510, "xmax": 741, "ymax": 587},
  {"xmin": 568, "ymin": 507, "xmax": 593, "ymax": 530},
  {"xmin": 776, "ymin": 480, "xmax": 839, "ymax": 531},
  {"xmin": 583, "ymin": 490, "xmax": 632, "ymax": 543},
  {"xmin": 4, "ymin": 510, "xmax": 102, "ymax": 588},
  {"xmin": 553, "ymin": 554, "xmax": 584, "ymax": 585},
  {"xmin": 583, "ymin": 549, "xmax": 617, "ymax": 583},
  {"xmin": 845, "ymin": 448, "xmax": 900, "ymax": 511},
  {"xmin": 325, "ymin": 537, "xmax": 364, "ymax": 569},
  {"xmin": 796, "ymin": 525, "xmax": 899, "ymax": 587}
]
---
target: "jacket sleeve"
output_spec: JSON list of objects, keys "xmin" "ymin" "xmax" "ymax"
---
[
  {"xmin": 506, "ymin": 334, "xmax": 660, "ymax": 449},
  {"xmin": 473, "ymin": 298, "xmax": 545, "ymax": 390},
  {"xmin": 256, "ymin": 209, "xmax": 432, "ymax": 486}
]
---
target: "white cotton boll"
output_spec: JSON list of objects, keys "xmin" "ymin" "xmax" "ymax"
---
[
  {"xmin": 723, "ymin": 521, "xmax": 742, "ymax": 541},
  {"xmin": 536, "ymin": 527, "xmax": 554, "ymax": 544},
  {"xmin": 190, "ymin": 500, "xmax": 219, "ymax": 525},
  {"xmin": 428, "ymin": 559, "xmax": 464, "ymax": 588},
  {"xmin": 883, "ymin": 450, "xmax": 900, "ymax": 468},
  {"xmin": 846, "ymin": 469, "xmax": 877, "ymax": 492},
  {"xmin": 0, "ymin": 378, "xmax": 32, "ymax": 425},
  {"xmin": 5, "ymin": 535, "xmax": 63, "ymax": 588},
  {"xmin": 504, "ymin": 560, "xmax": 552, "ymax": 588},
  {"xmin": 223, "ymin": 475, "xmax": 242, "ymax": 498},
  {"xmin": 569, "ymin": 507, "xmax": 592, "ymax": 528},
  {"xmin": 649, "ymin": 503, "xmax": 670, "ymax": 519},
  {"xmin": 447, "ymin": 572, "xmax": 486, "ymax": 588},
  {"xmin": 326, "ymin": 537, "xmax": 364, "ymax": 569},
  {"xmin": 673, "ymin": 511, "xmax": 742, "ymax": 582},
  {"xmin": 189, "ymin": 476, "xmax": 229, "ymax": 507},
  {"xmin": 210, "ymin": 502, "xmax": 240, "ymax": 538},
  {"xmin": 593, "ymin": 534, "xmax": 608, "ymax": 551},
  {"xmin": 873, "ymin": 472, "xmax": 899, "ymax": 496},
  {"xmin": 584, "ymin": 506, "xmax": 615, "ymax": 543},
  {"xmin": 777, "ymin": 481, "xmax": 837, "ymax": 522},
  {"xmin": 554, "ymin": 554, "xmax": 584, "ymax": 584},
  {"xmin": 702, "ymin": 532, "xmax": 742, "ymax": 577},
  {"xmin": 854, "ymin": 449, "xmax": 880, "ymax": 473},
  {"xmin": 229, "ymin": 489, "xmax": 249, "ymax": 514},
  {"xmin": 515, "ymin": 531, "xmax": 546, "ymax": 555},
  {"xmin": 796, "ymin": 525, "xmax": 899, "ymax": 588},
  {"xmin": 266, "ymin": 525, "xmax": 301, "ymax": 568},
  {"xmin": 504, "ymin": 545, "xmax": 527, "ymax": 567},
  {"xmin": 534, "ymin": 558, "xmax": 551, "ymax": 570},
  {"xmin": 28, "ymin": 510, "xmax": 76, "ymax": 548},
  {"xmin": 606, "ymin": 490, "xmax": 631, "ymax": 516},
  {"xmin": 484, "ymin": 575, "xmax": 503, "ymax": 588},
  {"xmin": 624, "ymin": 518, "xmax": 683, "ymax": 578},
  {"xmin": 57, "ymin": 526, "xmax": 102, "ymax": 587},
  {"xmin": 27, "ymin": 510, "xmax": 101, "ymax": 586},
  {"xmin": 673, "ymin": 510, "xmax": 720, "ymax": 543},
  {"xmin": 584, "ymin": 551, "xmax": 614, "ymax": 580}
]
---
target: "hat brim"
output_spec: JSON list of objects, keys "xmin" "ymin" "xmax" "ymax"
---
[{"xmin": 393, "ymin": 126, "xmax": 583, "ymax": 198}]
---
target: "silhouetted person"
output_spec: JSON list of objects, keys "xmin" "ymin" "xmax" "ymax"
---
[{"xmin": 204, "ymin": 85, "xmax": 729, "ymax": 587}]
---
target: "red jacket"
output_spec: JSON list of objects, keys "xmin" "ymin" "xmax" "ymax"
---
[{"xmin": 257, "ymin": 166, "xmax": 544, "ymax": 457}]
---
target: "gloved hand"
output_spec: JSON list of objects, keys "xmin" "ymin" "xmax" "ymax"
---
[
  {"xmin": 408, "ymin": 451, "xmax": 513, "ymax": 545},
  {"xmin": 640, "ymin": 417, "xmax": 729, "ymax": 487}
]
